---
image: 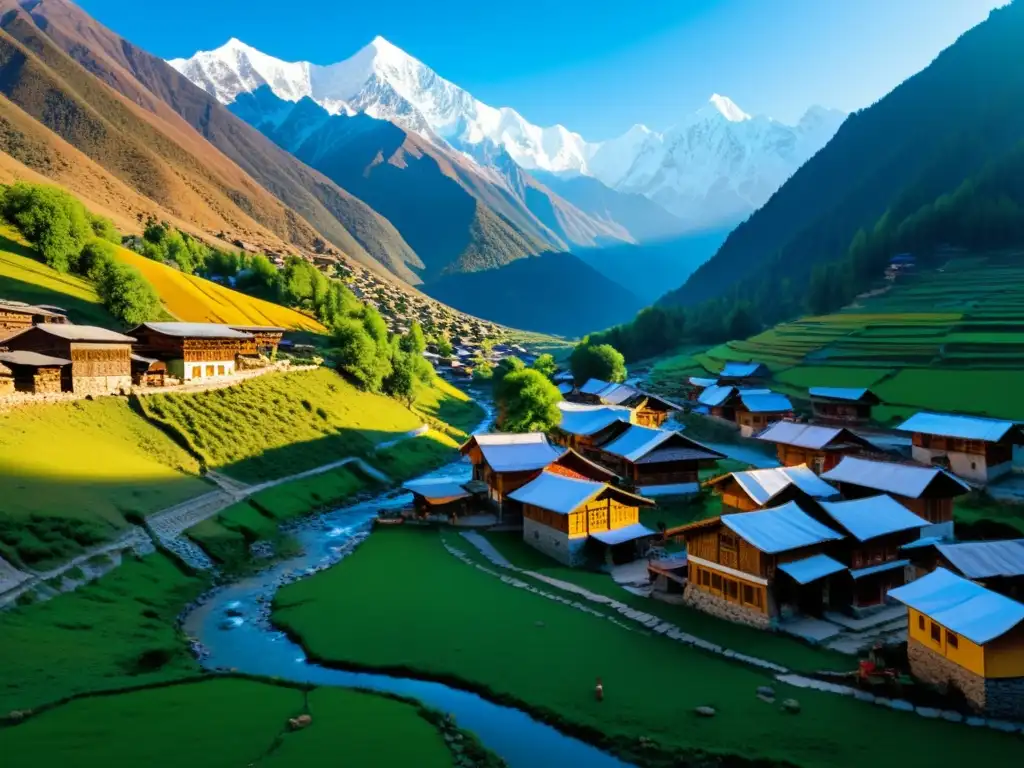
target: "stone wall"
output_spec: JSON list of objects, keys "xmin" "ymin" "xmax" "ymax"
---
[
  {"xmin": 72, "ymin": 374, "xmax": 132, "ymax": 396},
  {"xmin": 908, "ymin": 639, "xmax": 1024, "ymax": 719},
  {"xmin": 682, "ymin": 583, "xmax": 772, "ymax": 629},
  {"xmin": 522, "ymin": 518, "xmax": 586, "ymax": 566}
]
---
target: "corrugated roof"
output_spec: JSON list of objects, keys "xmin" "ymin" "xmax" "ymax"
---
[
  {"xmin": 0, "ymin": 300, "xmax": 65, "ymax": 318},
  {"xmin": 463, "ymin": 433, "xmax": 563, "ymax": 472},
  {"xmin": 821, "ymin": 457, "xmax": 970, "ymax": 499},
  {"xmin": 601, "ymin": 383, "xmax": 639, "ymax": 405},
  {"xmin": 936, "ymin": 539, "xmax": 1024, "ymax": 579},
  {"xmin": 638, "ymin": 482, "xmax": 699, "ymax": 497},
  {"xmin": 888, "ymin": 567, "xmax": 1024, "ymax": 644},
  {"xmin": 557, "ymin": 401, "xmax": 631, "ymax": 437},
  {"xmin": 508, "ymin": 472, "xmax": 609, "ymax": 514},
  {"xmin": 138, "ymin": 322, "xmax": 254, "ymax": 339},
  {"xmin": 580, "ymin": 378, "xmax": 612, "ymax": 396},
  {"xmin": 724, "ymin": 464, "xmax": 839, "ymax": 506},
  {"xmin": 900, "ymin": 535, "xmax": 946, "ymax": 551},
  {"xmin": 698, "ymin": 384, "xmax": 736, "ymax": 407},
  {"xmin": 720, "ymin": 362, "xmax": 766, "ymax": 378},
  {"xmin": 739, "ymin": 392, "xmax": 793, "ymax": 413},
  {"xmin": 403, "ymin": 479, "xmax": 470, "ymax": 502},
  {"xmin": 590, "ymin": 523, "xmax": 657, "ymax": 546},
  {"xmin": 850, "ymin": 559, "xmax": 909, "ymax": 580},
  {"xmin": 637, "ymin": 446, "xmax": 723, "ymax": 464},
  {"xmin": 756, "ymin": 421, "xmax": 846, "ymax": 450},
  {"xmin": 7, "ymin": 324, "xmax": 135, "ymax": 343},
  {"xmin": 688, "ymin": 377, "xmax": 718, "ymax": 388},
  {"xmin": 722, "ymin": 501, "xmax": 843, "ymax": 554},
  {"xmin": 602, "ymin": 424, "xmax": 723, "ymax": 463},
  {"xmin": 778, "ymin": 554, "xmax": 848, "ymax": 584},
  {"xmin": 896, "ymin": 411, "xmax": 1018, "ymax": 442},
  {"xmin": 809, "ymin": 387, "xmax": 871, "ymax": 402},
  {"xmin": 0, "ymin": 350, "xmax": 71, "ymax": 367},
  {"xmin": 818, "ymin": 495, "xmax": 930, "ymax": 541}
]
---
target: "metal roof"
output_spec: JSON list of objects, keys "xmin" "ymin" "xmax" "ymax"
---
[
  {"xmin": 590, "ymin": 522, "xmax": 657, "ymax": 546},
  {"xmin": 739, "ymin": 392, "xmax": 793, "ymax": 413},
  {"xmin": 602, "ymin": 424, "xmax": 723, "ymax": 464},
  {"xmin": 402, "ymin": 479, "xmax": 471, "ymax": 502},
  {"xmin": 556, "ymin": 402, "xmax": 631, "ymax": 437},
  {"xmin": 137, "ymin": 322, "xmax": 254, "ymax": 339},
  {"xmin": 0, "ymin": 350, "xmax": 71, "ymax": 367},
  {"xmin": 0, "ymin": 300, "xmax": 65, "ymax": 318},
  {"xmin": 720, "ymin": 362, "xmax": 767, "ymax": 378},
  {"xmin": 580, "ymin": 378, "xmax": 612, "ymax": 395},
  {"xmin": 463, "ymin": 433, "xmax": 563, "ymax": 472},
  {"xmin": 936, "ymin": 539, "xmax": 1024, "ymax": 579},
  {"xmin": 888, "ymin": 567, "xmax": 1024, "ymax": 645},
  {"xmin": 821, "ymin": 457, "xmax": 970, "ymax": 499},
  {"xmin": 556, "ymin": 382, "xmax": 573, "ymax": 395},
  {"xmin": 723, "ymin": 464, "xmax": 839, "ymax": 506},
  {"xmin": 508, "ymin": 472, "xmax": 639, "ymax": 515},
  {"xmin": 688, "ymin": 376, "xmax": 718, "ymax": 388},
  {"xmin": 818, "ymin": 495, "xmax": 930, "ymax": 542},
  {"xmin": 7, "ymin": 324, "xmax": 135, "ymax": 343},
  {"xmin": 778, "ymin": 554, "xmax": 848, "ymax": 584},
  {"xmin": 722, "ymin": 501, "xmax": 843, "ymax": 554},
  {"xmin": 850, "ymin": 559, "xmax": 909, "ymax": 580},
  {"xmin": 698, "ymin": 384, "xmax": 736, "ymax": 407},
  {"xmin": 900, "ymin": 535, "xmax": 946, "ymax": 551},
  {"xmin": 809, "ymin": 387, "xmax": 872, "ymax": 402},
  {"xmin": 227, "ymin": 325, "xmax": 286, "ymax": 333},
  {"xmin": 896, "ymin": 411, "xmax": 1018, "ymax": 442},
  {"xmin": 756, "ymin": 421, "xmax": 848, "ymax": 450},
  {"xmin": 600, "ymin": 383, "xmax": 639, "ymax": 405},
  {"xmin": 638, "ymin": 482, "xmax": 699, "ymax": 497}
]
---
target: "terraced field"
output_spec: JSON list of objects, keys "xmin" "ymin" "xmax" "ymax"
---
[{"xmin": 651, "ymin": 254, "xmax": 1024, "ymax": 422}]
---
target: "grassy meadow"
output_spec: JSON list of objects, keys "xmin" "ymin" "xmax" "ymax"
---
[{"xmin": 273, "ymin": 527, "xmax": 1022, "ymax": 767}]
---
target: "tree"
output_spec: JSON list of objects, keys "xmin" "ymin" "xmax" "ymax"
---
[
  {"xmin": 435, "ymin": 336, "xmax": 454, "ymax": 357},
  {"xmin": 725, "ymin": 303, "xmax": 758, "ymax": 340},
  {"xmin": 492, "ymin": 357, "xmax": 525, "ymax": 400},
  {"xmin": 383, "ymin": 347, "xmax": 419, "ymax": 406},
  {"xmin": 94, "ymin": 262, "xmax": 160, "ymax": 325},
  {"xmin": 89, "ymin": 215, "xmax": 122, "ymax": 244},
  {"xmin": 497, "ymin": 368, "xmax": 562, "ymax": 433},
  {"xmin": 330, "ymin": 318, "xmax": 380, "ymax": 390},
  {"xmin": 79, "ymin": 239, "xmax": 118, "ymax": 282},
  {"xmin": 531, "ymin": 353, "xmax": 557, "ymax": 380},
  {"xmin": 399, "ymin": 321, "xmax": 426, "ymax": 356},
  {"xmin": 569, "ymin": 343, "xmax": 626, "ymax": 384},
  {"xmin": 2, "ymin": 182, "xmax": 92, "ymax": 272}
]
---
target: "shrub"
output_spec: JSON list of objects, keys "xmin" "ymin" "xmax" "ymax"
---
[
  {"xmin": 89, "ymin": 214, "xmax": 122, "ymax": 244},
  {"xmin": 94, "ymin": 261, "xmax": 161, "ymax": 325},
  {"xmin": 1, "ymin": 182, "xmax": 92, "ymax": 272}
]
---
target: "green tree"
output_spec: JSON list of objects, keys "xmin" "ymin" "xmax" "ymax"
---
[
  {"xmin": 435, "ymin": 336, "xmax": 454, "ymax": 357},
  {"xmin": 492, "ymin": 357, "xmax": 525, "ymax": 400},
  {"xmin": 569, "ymin": 342, "xmax": 626, "ymax": 384},
  {"xmin": 399, "ymin": 321, "xmax": 427, "ymax": 356},
  {"xmin": 94, "ymin": 262, "xmax": 160, "ymax": 325},
  {"xmin": 89, "ymin": 215, "xmax": 122, "ymax": 244},
  {"xmin": 725, "ymin": 303, "xmax": 758, "ymax": 340},
  {"xmin": 2, "ymin": 182, "xmax": 93, "ymax": 272},
  {"xmin": 498, "ymin": 368, "xmax": 562, "ymax": 432},
  {"xmin": 79, "ymin": 239, "xmax": 118, "ymax": 282},
  {"xmin": 330, "ymin": 318, "xmax": 379, "ymax": 390},
  {"xmin": 531, "ymin": 353, "xmax": 557, "ymax": 380}
]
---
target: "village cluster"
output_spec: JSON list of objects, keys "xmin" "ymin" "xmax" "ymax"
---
[
  {"xmin": 0, "ymin": 299, "xmax": 286, "ymax": 397},
  {"xmin": 404, "ymin": 360, "xmax": 1024, "ymax": 720}
]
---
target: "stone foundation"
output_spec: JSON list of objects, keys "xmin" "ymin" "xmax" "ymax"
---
[
  {"xmin": 522, "ymin": 518, "xmax": 586, "ymax": 566},
  {"xmin": 682, "ymin": 584, "xmax": 771, "ymax": 629},
  {"xmin": 908, "ymin": 639, "xmax": 1024, "ymax": 719},
  {"xmin": 72, "ymin": 374, "xmax": 131, "ymax": 396}
]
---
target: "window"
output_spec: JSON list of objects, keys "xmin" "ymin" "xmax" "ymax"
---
[
  {"xmin": 720, "ymin": 533, "xmax": 737, "ymax": 552},
  {"xmin": 192, "ymin": 366, "xmax": 201, "ymax": 379},
  {"xmin": 711, "ymin": 573, "xmax": 722, "ymax": 591},
  {"xmin": 724, "ymin": 579, "xmax": 739, "ymax": 601},
  {"xmin": 742, "ymin": 584, "xmax": 754, "ymax": 604},
  {"xmin": 700, "ymin": 569, "xmax": 711, "ymax": 587},
  {"xmin": 930, "ymin": 622, "xmax": 941, "ymax": 643},
  {"xmin": 217, "ymin": 365, "xmax": 225, "ymax": 376},
  {"xmin": 918, "ymin": 615, "xmax": 925, "ymax": 631},
  {"xmin": 947, "ymin": 630, "xmax": 959, "ymax": 649},
  {"xmin": 206, "ymin": 365, "xmax": 214, "ymax": 377}
]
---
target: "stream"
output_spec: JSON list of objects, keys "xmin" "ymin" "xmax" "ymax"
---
[{"xmin": 183, "ymin": 395, "xmax": 631, "ymax": 768}]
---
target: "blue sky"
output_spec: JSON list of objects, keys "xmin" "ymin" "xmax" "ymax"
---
[{"xmin": 80, "ymin": 0, "xmax": 1004, "ymax": 139}]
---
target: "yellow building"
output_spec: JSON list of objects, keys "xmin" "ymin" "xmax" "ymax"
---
[
  {"xmin": 889, "ymin": 567, "xmax": 1024, "ymax": 718},
  {"xmin": 508, "ymin": 471, "xmax": 655, "ymax": 566}
]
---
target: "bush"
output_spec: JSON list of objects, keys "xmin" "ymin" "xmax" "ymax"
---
[
  {"xmin": 89, "ymin": 214, "xmax": 122, "ymax": 244},
  {"xmin": 94, "ymin": 261, "xmax": 161, "ymax": 325},
  {"xmin": 1, "ymin": 182, "xmax": 93, "ymax": 272},
  {"xmin": 497, "ymin": 368, "xmax": 562, "ymax": 432},
  {"xmin": 569, "ymin": 342, "xmax": 627, "ymax": 384}
]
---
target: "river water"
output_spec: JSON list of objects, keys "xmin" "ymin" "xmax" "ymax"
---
[{"xmin": 183, "ymin": 397, "xmax": 631, "ymax": 768}]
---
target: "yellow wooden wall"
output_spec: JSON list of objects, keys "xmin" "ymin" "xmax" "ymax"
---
[{"xmin": 908, "ymin": 608, "xmax": 1024, "ymax": 677}]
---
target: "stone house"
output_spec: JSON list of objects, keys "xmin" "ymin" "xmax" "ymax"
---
[{"xmin": 2, "ymin": 324, "xmax": 133, "ymax": 394}]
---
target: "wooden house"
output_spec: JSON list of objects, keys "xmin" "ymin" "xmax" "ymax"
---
[
  {"xmin": 509, "ymin": 471, "xmax": 655, "ymax": 566},
  {"xmin": 403, "ymin": 479, "xmax": 473, "ymax": 520},
  {"xmin": 574, "ymin": 378, "xmax": 680, "ymax": 427},
  {"xmin": 816, "ymin": 496, "xmax": 930, "ymax": 612},
  {"xmin": 595, "ymin": 424, "xmax": 725, "ymax": 497},
  {"xmin": 0, "ymin": 350, "xmax": 69, "ymax": 394},
  {"xmin": 896, "ymin": 411, "xmax": 1024, "ymax": 485},
  {"xmin": 708, "ymin": 464, "xmax": 839, "ymax": 514},
  {"xmin": 822, "ymin": 456, "xmax": 970, "ymax": 540},
  {"xmin": 933, "ymin": 539, "xmax": 1024, "ymax": 602},
  {"xmin": 686, "ymin": 376, "xmax": 718, "ymax": 402},
  {"xmin": 459, "ymin": 433, "xmax": 564, "ymax": 519},
  {"xmin": 228, "ymin": 325, "xmax": 285, "ymax": 357},
  {"xmin": 809, "ymin": 387, "xmax": 879, "ymax": 425},
  {"xmin": 756, "ymin": 420, "xmax": 878, "ymax": 474},
  {"xmin": 545, "ymin": 447, "xmax": 621, "ymax": 485},
  {"xmin": 733, "ymin": 391, "xmax": 794, "ymax": 437},
  {"xmin": 889, "ymin": 568, "xmax": 1024, "ymax": 718},
  {"xmin": 696, "ymin": 384, "xmax": 741, "ymax": 420},
  {"xmin": 129, "ymin": 322, "xmax": 254, "ymax": 381},
  {"xmin": 2, "ymin": 324, "xmax": 133, "ymax": 394},
  {"xmin": 130, "ymin": 354, "xmax": 168, "ymax": 387},
  {"xmin": 679, "ymin": 502, "xmax": 844, "ymax": 627},
  {"xmin": 717, "ymin": 362, "xmax": 770, "ymax": 387},
  {"xmin": 552, "ymin": 401, "xmax": 632, "ymax": 454},
  {"xmin": 0, "ymin": 299, "xmax": 67, "ymax": 341}
]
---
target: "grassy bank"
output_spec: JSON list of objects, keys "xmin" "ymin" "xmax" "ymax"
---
[
  {"xmin": 0, "ymin": 398, "xmax": 210, "ymax": 568},
  {"xmin": 273, "ymin": 527, "xmax": 1020, "ymax": 767}
]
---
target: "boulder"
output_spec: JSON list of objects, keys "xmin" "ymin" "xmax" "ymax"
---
[
  {"xmin": 781, "ymin": 698, "xmax": 801, "ymax": 714},
  {"xmin": 756, "ymin": 685, "xmax": 776, "ymax": 700},
  {"xmin": 288, "ymin": 714, "xmax": 313, "ymax": 730},
  {"xmin": 694, "ymin": 706, "xmax": 716, "ymax": 717}
]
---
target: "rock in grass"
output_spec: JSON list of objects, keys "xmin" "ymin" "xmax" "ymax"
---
[
  {"xmin": 288, "ymin": 714, "xmax": 312, "ymax": 730},
  {"xmin": 781, "ymin": 698, "xmax": 801, "ymax": 714},
  {"xmin": 756, "ymin": 685, "xmax": 776, "ymax": 702},
  {"xmin": 694, "ymin": 706, "xmax": 716, "ymax": 717}
]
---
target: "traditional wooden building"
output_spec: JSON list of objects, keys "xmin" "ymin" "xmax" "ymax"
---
[
  {"xmin": 696, "ymin": 384, "xmax": 741, "ymax": 420},
  {"xmin": 896, "ymin": 411, "xmax": 1024, "ymax": 485},
  {"xmin": 717, "ymin": 361, "xmax": 770, "ymax": 386},
  {"xmin": 0, "ymin": 299, "xmax": 67, "ymax": 340},
  {"xmin": 822, "ymin": 456, "xmax": 970, "ymax": 540},
  {"xmin": 686, "ymin": 376, "xmax": 718, "ymax": 402},
  {"xmin": 808, "ymin": 387, "xmax": 879, "ymax": 425},
  {"xmin": 130, "ymin": 354, "xmax": 168, "ymax": 387},
  {"xmin": 403, "ymin": 479, "xmax": 473, "ymax": 520},
  {"xmin": 756, "ymin": 420, "xmax": 878, "ymax": 474},
  {"xmin": 574, "ymin": 378, "xmax": 680, "ymax": 427},
  {"xmin": 679, "ymin": 502, "xmax": 844, "ymax": 627},
  {"xmin": 889, "ymin": 568, "xmax": 1024, "ymax": 718},
  {"xmin": 545, "ymin": 447, "xmax": 622, "ymax": 485},
  {"xmin": 228, "ymin": 325, "xmax": 285, "ymax": 357},
  {"xmin": 595, "ymin": 424, "xmax": 725, "ymax": 497},
  {"xmin": 552, "ymin": 401, "xmax": 632, "ymax": 454},
  {"xmin": 459, "ymin": 433, "xmax": 564, "ymax": 518},
  {"xmin": 932, "ymin": 539, "xmax": 1024, "ymax": 601},
  {"xmin": 509, "ymin": 471, "xmax": 655, "ymax": 566},
  {"xmin": 0, "ymin": 350, "xmax": 69, "ymax": 394},
  {"xmin": 734, "ymin": 391, "xmax": 794, "ymax": 437},
  {"xmin": 129, "ymin": 322, "xmax": 255, "ymax": 381},
  {"xmin": 708, "ymin": 464, "xmax": 839, "ymax": 514},
  {"xmin": 816, "ymin": 496, "xmax": 930, "ymax": 612},
  {"xmin": 2, "ymin": 324, "xmax": 133, "ymax": 394}
]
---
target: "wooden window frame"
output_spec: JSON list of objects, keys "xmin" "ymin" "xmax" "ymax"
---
[
  {"xmin": 946, "ymin": 630, "xmax": 959, "ymax": 649},
  {"xmin": 930, "ymin": 621, "xmax": 941, "ymax": 643}
]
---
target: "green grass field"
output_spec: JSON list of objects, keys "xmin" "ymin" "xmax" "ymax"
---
[
  {"xmin": 0, "ymin": 679, "xmax": 454, "ymax": 768},
  {"xmin": 0, "ymin": 553, "xmax": 207, "ymax": 712},
  {"xmin": 0, "ymin": 398, "xmax": 210, "ymax": 568},
  {"xmin": 273, "ymin": 528, "xmax": 1020, "ymax": 767}
]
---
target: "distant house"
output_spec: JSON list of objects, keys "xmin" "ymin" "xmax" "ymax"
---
[
  {"xmin": 756, "ymin": 420, "xmax": 877, "ymax": 474},
  {"xmin": 552, "ymin": 401, "xmax": 632, "ymax": 454},
  {"xmin": 130, "ymin": 354, "xmax": 167, "ymax": 387},
  {"xmin": 0, "ymin": 350, "xmax": 70, "ymax": 394},
  {"xmin": 228, "ymin": 325, "xmax": 285, "ymax": 357},
  {"xmin": 575, "ymin": 378, "xmax": 680, "ymax": 427},
  {"xmin": 896, "ymin": 411, "xmax": 1024, "ymax": 484},
  {"xmin": 933, "ymin": 539, "xmax": 1024, "ymax": 601},
  {"xmin": 889, "ymin": 568, "xmax": 1024, "ymax": 719},
  {"xmin": 403, "ymin": 479, "xmax": 473, "ymax": 520},
  {"xmin": 129, "ymin": 322, "xmax": 256, "ymax": 381},
  {"xmin": 0, "ymin": 299, "xmax": 67, "ymax": 341},
  {"xmin": 717, "ymin": 362, "xmax": 770, "ymax": 386},
  {"xmin": 459, "ymin": 433, "xmax": 564, "ymax": 519},
  {"xmin": 686, "ymin": 376, "xmax": 718, "ymax": 402},
  {"xmin": 509, "ymin": 471, "xmax": 656, "ymax": 566},
  {"xmin": 821, "ymin": 456, "xmax": 970, "ymax": 540},
  {"xmin": 809, "ymin": 387, "xmax": 880, "ymax": 425},
  {"xmin": 708, "ymin": 464, "xmax": 839, "ymax": 514},
  {"xmin": 2, "ymin": 324, "xmax": 133, "ymax": 394},
  {"xmin": 734, "ymin": 391, "xmax": 794, "ymax": 437},
  {"xmin": 816, "ymin": 496, "xmax": 929, "ymax": 612},
  {"xmin": 595, "ymin": 424, "xmax": 724, "ymax": 497},
  {"xmin": 696, "ymin": 384, "xmax": 740, "ymax": 419},
  {"xmin": 678, "ymin": 502, "xmax": 844, "ymax": 627}
]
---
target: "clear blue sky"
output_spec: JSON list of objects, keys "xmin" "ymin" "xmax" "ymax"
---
[{"xmin": 79, "ymin": 0, "xmax": 1005, "ymax": 139}]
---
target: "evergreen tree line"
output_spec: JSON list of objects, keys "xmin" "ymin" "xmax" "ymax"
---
[{"xmin": 0, "ymin": 183, "xmax": 159, "ymax": 325}]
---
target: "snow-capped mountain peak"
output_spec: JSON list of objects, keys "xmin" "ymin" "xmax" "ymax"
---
[{"xmin": 707, "ymin": 93, "xmax": 751, "ymax": 122}]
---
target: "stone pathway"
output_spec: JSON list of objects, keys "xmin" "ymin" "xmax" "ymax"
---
[
  {"xmin": 454, "ymin": 532, "xmax": 1024, "ymax": 736},
  {"xmin": 0, "ymin": 554, "xmax": 31, "ymax": 595},
  {"xmin": 375, "ymin": 424, "xmax": 429, "ymax": 451}
]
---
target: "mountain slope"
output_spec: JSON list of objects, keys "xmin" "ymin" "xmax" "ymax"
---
[
  {"xmin": 661, "ymin": 2, "xmax": 1024, "ymax": 320},
  {"xmin": 0, "ymin": 0, "xmax": 423, "ymax": 282}
]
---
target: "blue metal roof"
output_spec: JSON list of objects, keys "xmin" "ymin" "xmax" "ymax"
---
[
  {"xmin": 808, "ymin": 387, "xmax": 871, "ymax": 402},
  {"xmin": 896, "ymin": 411, "xmax": 1018, "ymax": 442},
  {"xmin": 819, "ymin": 496, "xmax": 930, "ymax": 542},
  {"xmin": 778, "ymin": 554, "xmax": 847, "ymax": 585},
  {"xmin": 740, "ymin": 392, "xmax": 793, "ymax": 413},
  {"xmin": 850, "ymin": 559, "xmax": 909, "ymax": 580},
  {"xmin": 722, "ymin": 501, "xmax": 843, "ymax": 554}
]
